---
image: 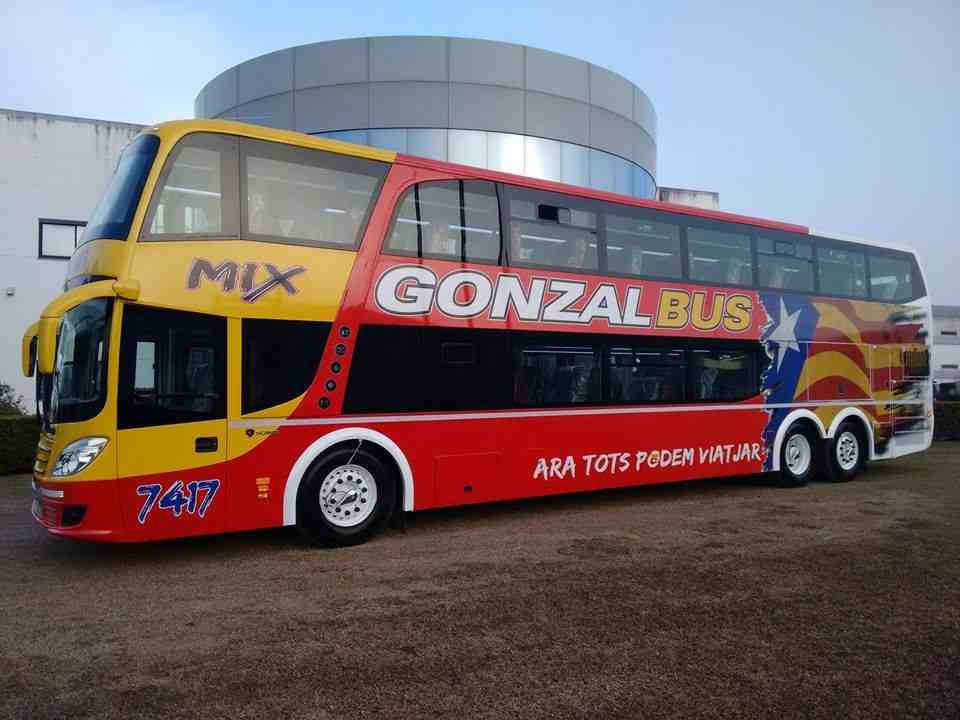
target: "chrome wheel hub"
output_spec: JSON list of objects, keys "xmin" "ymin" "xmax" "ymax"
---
[
  {"xmin": 836, "ymin": 431, "xmax": 859, "ymax": 471},
  {"xmin": 785, "ymin": 433, "xmax": 812, "ymax": 477},
  {"xmin": 319, "ymin": 464, "xmax": 377, "ymax": 528}
]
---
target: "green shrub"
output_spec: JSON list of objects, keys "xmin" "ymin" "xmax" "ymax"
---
[
  {"xmin": 0, "ymin": 381, "xmax": 27, "ymax": 416},
  {"xmin": 0, "ymin": 415, "xmax": 39, "ymax": 475},
  {"xmin": 934, "ymin": 402, "xmax": 960, "ymax": 441}
]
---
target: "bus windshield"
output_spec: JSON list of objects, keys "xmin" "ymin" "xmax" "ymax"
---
[
  {"xmin": 80, "ymin": 134, "xmax": 160, "ymax": 244},
  {"xmin": 48, "ymin": 299, "xmax": 112, "ymax": 428}
]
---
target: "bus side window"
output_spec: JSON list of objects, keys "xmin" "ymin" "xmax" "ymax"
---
[
  {"xmin": 242, "ymin": 138, "xmax": 388, "ymax": 249},
  {"xmin": 242, "ymin": 319, "xmax": 331, "ymax": 414},
  {"xmin": 817, "ymin": 245, "xmax": 867, "ymax": 298},
  {"xmin": 118, "ymin": 306, "xmax": 227, "ymax": 429},
  {"xmin": 608, "ymin": 347, "xmax": 686, "ymax": 403},
  {"xmin": 868, "ymin": 252, "xmax": 915, "ymax": 302},
  {"xmin": 142, "ymin": 133, "xmax": 239, "ymax": 239},
  {"xmin": 512, "ymin": 338, "xmax": 601, "ymax": 406},
  {"xmin": 385, "ymin": 180, "xmax": 501, "ymax": 262},
  {"xmin": 687, "ymin": 226, "xmax": 753, "ymax": 287},
  {"xmin": 757, "ymin": 236, "xmax": 815, "ymax": 292},
  {"xmin": 506, "ymin": 190, "xmax": 598, "ymax": 271},
  {"xmin": 605, "ymin": 212, "xmax": 683, "ymax": 280},
  {"xmin": 689, "ymin": 349, "xmax": 759, "ymax": 401}
]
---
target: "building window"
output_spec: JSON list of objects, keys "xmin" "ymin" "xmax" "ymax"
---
[
  {"xmin": 944, "ymin": 364, "xmax": 959, "ymax": 370},
  {"xmin": 942, "ymin": 330, "xmax": 958, "ymax": 336},
  {"xmin": 39, "ymin": 219, "xmax": 86, "ymax": 259}
]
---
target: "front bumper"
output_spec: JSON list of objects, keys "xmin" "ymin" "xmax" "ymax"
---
[{"xmin": 31, "ymin": 479, "xmax": 123, "ymax": 541}]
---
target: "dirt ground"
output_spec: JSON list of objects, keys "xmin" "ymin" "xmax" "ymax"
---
[{"xmin": 1, "ymin": 446, "xmax": 959, "ymax": 720}]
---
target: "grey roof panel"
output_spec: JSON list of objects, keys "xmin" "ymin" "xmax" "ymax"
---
[
  {"xmin": 525, "ymin": 46, "xmax": 588, "ymax": 102},
  {"xmin": 449, "ymin": 37, "xmax": 524, "ymax": 88},
  {"xmin": 370, "ymin": 36, "xmax": 448, "ymax": 83},
  {"xmin": 371, "ymin": 82, "xmax": 450, "ymax": 128},
  {"xmin": 450, "ymin": 83, "xmax": 524, "ymax": 134},
  {"xmin": 295, "ymin": 84, "xmax": 370, "ymax": 133},
  {"xmin": 237, "ymin": 49, "xmax": 293, "ymax": 105},
  {"xmin": 525, "ymin": 91, "xmax": 589, "ymax": 146},
  {"xmin": 295, "ymin": 38, "xmax": 369, "ymax": 88}
]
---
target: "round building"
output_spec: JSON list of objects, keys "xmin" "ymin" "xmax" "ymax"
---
[{"xmin": 195, "ymin": 36, "xmax": 657, "ymax": 198}]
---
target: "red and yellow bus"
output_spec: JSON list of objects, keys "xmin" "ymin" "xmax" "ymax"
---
[{"xmin": 22, "ymin": 119, "xmax": 932, "ymax": 545}]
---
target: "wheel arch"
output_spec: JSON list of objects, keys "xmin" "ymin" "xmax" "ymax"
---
[
  {"xmin": 771, "ymin": 409, "xmax": 826, "ymax": 472},
  {"xmin": 826, "ymin": 407, "xmax": 875, "ymax": 461},
  {"xmin": 282, "ymin": 427, "xmax": 415, "ymax": 526}
]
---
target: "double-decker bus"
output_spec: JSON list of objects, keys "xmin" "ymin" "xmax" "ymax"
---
[{"xmin": 22, "ymin": 119, "xmax": 932, "ymax": 545}]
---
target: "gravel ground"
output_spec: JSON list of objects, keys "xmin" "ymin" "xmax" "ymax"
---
[{"xmin": 2, "ymin": 445, "xmax": 959, "ymax": 720}]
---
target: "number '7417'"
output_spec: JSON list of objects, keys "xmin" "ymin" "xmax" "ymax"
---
[{"xmin": 136, "ymin": 480, "xmax": 220, "ymax": 524}]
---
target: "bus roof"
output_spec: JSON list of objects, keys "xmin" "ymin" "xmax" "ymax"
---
[{"xmin": 145, "ymin": 119, "xmax": 919, "ymax": 258}]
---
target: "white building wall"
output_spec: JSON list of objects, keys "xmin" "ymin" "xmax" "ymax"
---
[{"xmin": 0, "ymin": 109, "xmax": 143, "ymax": 409}]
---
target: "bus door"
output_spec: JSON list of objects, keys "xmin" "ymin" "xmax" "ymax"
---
[{"xmin": 116, "ymin": 304, "xmax": 229, "ymax": 538}]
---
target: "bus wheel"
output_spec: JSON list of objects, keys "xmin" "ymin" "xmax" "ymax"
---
[
  {"xmin": 823, "ymin": 420, "xmax": 866, "ymax": 482},
  {"xmin": 778, "ymin": 424, "xmax": 816, "ymax": 487},
  {"xmin": 296, "ymin": 446, "xmax": 397, "ymax": 547}
]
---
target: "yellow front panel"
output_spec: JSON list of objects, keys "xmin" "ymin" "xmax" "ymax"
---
[{"xmin": 128, "ymin": 241, "xmax": 356, "ymax": 321}]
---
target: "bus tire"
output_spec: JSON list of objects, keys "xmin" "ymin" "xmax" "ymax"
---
[
  {"xmin": 823, "ymin": 420, "xmax": 866, "ymax": 483},
  {"xmin": 778, "ymin": 423, "xmax": 817, "ymax": 487},
  {"xmin": 296, "ymin": 445, "xmax": 397, "ymax": 547}
]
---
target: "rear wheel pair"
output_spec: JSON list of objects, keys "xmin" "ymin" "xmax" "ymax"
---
[
  {"xmin": 778, "ymin": 420, "xmax": 867, "ymax": 486},
  {"xmin": 296, "ymin": 446, "xmax": 397, "ymax": 546}
]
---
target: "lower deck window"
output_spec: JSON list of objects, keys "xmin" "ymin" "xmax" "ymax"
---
[
  {"xmin": 118, "ymin": 306, "xmax": 226, "ymax": 428},
  {"xmin": 242, "ymin": 319, "xmax": 330, "ymax": 414},
  {"xmin": 690, "ymin": 349, "xmax": 758, "ymax": 401},
  {"xmin": 345, "ymin": 325, "xmax": 764, "ymax": 413}
]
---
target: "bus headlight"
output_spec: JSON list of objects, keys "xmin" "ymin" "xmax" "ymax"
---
[{"xmin": 52, "ymin": 437, "xmax": 108, "ymax": 477}]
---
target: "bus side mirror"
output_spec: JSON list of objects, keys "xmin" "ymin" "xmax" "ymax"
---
[
  {"xmin": 21, "ymin": 323, "xmax": 38, "ymax": 377},
  {"xmin": 36, "ymin": 317, "xmax": 61, "ymax": 375}
]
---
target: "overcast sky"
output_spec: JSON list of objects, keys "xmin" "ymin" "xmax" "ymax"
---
[{"xmin": 3, "ymin": 0, "xmax": 957, "ymax": 301}]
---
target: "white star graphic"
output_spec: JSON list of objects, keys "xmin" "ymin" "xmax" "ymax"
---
[{"xmin": 769, "ymin": 298, "xmax": 801, "ymax": 371}]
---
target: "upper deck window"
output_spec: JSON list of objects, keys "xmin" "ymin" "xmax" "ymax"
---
[
  {"xmin": 143, "ymin": 133, "xmax": 239, "ymax": 239},
  {"xmin": 386, "ymin": 180, "xmax": 501, "ymax": 262},
  {"xmin": 817, "ymin": 245, "xmax": 867, "ymax": 298},
  {"xmin": 507, "ymin": 190, "xmax": 598, "ymax": 271},
  {"xmin": 243, "ymin": 139, "xmax": 388, "ymax": 249},
  {"xmin": 605, "ymin": 211, "xmax": 682, "ymax": 279},
  {"xmin": 869, "ymin": 253, "xmax": 915, "ymax": 302},
  {"xmin": 142, "ymin": 133, "xmax": 388, "ymax": 247},
  {"xmin": 687, "ymin": 226, "xmax": 753, "ymax": 287},
  {"xmin": 756, "ymin": 235, "xmax": 815, "ymax": 292}
]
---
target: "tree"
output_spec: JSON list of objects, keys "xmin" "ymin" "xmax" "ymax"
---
[{"xmin": 0, "ymin": 381, "xmax": 27, "ymax": 416}]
